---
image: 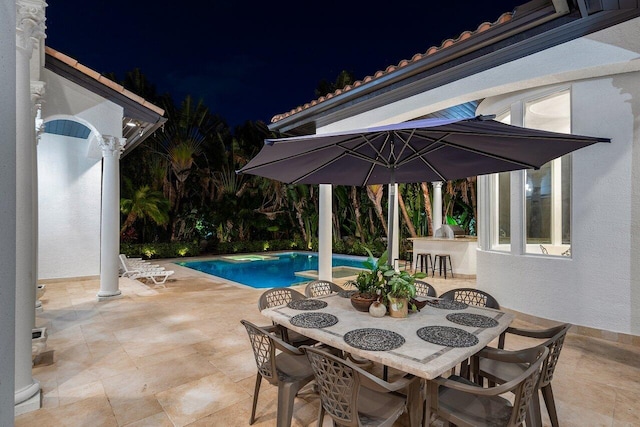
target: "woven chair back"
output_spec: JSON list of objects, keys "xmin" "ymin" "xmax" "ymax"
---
[
  {"xmin": 305, "ymin": 346, "xmax": 361, "ymax": 427},
  {"xmin": 258, "ymin": 287, "xmax": 305, "ymax": 310},
  {"xmin": 414, "ymin": 280, "xmax": 437, "ymax": 298},
  {"xmin": 241, "ymin": 320, "xmax": 277, "ymax": 384},
  {"xmin": 440, "ymin": 287, "xmax": 500, "ymax": 309},
  {"xmin": 305, "ymin": 280, "xmax": 342, "ymax": 297}
]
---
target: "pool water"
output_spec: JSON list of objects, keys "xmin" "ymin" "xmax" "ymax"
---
[{"xmin": 178, "ymin": 252, "xmax": 367, "ymax": 288}]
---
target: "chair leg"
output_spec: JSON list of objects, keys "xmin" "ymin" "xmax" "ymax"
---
[
  {"xmin": 542, "ymin": 384, "xmax": 559, "ymax": 427},
  {"xmin": 316, "ymin": 403, "xmax": 325, "ymax": 427},
  {"xmin": 278, "ymin": 381, "xmax": 304, "ymax": 427},
  {"xmin": 526, "ymin": 390, "xmax": 543, "ymax": 427},
  {"xmin": 250, "ymin": 374, "xmax": 262, "ymax": 424}
]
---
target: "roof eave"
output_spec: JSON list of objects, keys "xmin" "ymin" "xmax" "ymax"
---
[
  {"xmin": 44, "ymin": 47, "xmax": 167, "ymax": 155},
  {"xmin": 269, "ymin": 0, "xmax": 640, "ymax": 135}
]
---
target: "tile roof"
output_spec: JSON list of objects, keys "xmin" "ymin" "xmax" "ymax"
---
[
  {"xmin": 270, "ymin": 11, "xmax": 513, "ymax": 124},
  {"xmin": 45, "ymin": 46, "xmax": 165, "ymax": 117}
]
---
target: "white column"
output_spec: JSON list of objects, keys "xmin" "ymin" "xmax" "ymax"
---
[
  {"xmin": 432, "ymin": 181, "xmax": 443, "ymax": 236},
  {"xmin": 14, "ymin": 0, "xmax": 46, "ymax": 415},
  {"xmin": 97, "ymin": 136, "xmax": 126, "ymax": 300},
  {"xmin": 32, "ymin": 81, "xmax": 44, "ymax": 313},
  {"xmin": 0, "ymin": 0, "xmax": 17, "ymax": 422},
  {"xmin": 318, "ymin": 184, "xmax": 332, "ymax": 281}
]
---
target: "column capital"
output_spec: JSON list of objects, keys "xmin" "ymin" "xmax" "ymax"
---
[
  {"xmin": 99, "ymin": 136, "xmax": 126, "ymax": 158},
  {"xmin": 31, "ymin": 81, "xmax": 46, "ymax": 139},
  {"xmin": 16, "ymin": 0, "xmax": 47, "ymax": 54},
  {"xmin": 30, "ymin": 80, "xmax": 45, "ymax": 103},
  {"xmin": 432, "ymin": 181, "xmax": 443, "ymax": 189}
]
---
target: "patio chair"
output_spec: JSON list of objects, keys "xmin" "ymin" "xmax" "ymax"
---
[
  {"xmin": 439, "ymin": 288, "xmax": 499, "ymax": 378},
  {"xmin": 258, "ymin": 288, "xmax": 317, "ymax": 347},
  {"xmin": 414, "ymin": 280, "xmax": 437, "ymax": 298},
  {"xmin": 428, "ymin": 345, "xmax": 548, "ymax": 427},
  {"xmin": 241, "ymin": 320, "xmax": 316, "ymax": 427},
  {"xmin": 302, "ymin": 345, "xmax": 422, "ymax": 427},
  {"xmin": 475, "ymin": 323, "xmax": 572, "ymax": 427},
  {"xmin": 304, "ymin": 279, "xmax": 342, "ymax": 297}
]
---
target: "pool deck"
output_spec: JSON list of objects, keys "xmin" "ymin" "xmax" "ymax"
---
[{"xmin": 17, "ymin": 256, "xmax": 640, "ymax": 426}]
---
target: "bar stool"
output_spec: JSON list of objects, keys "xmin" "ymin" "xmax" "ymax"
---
[
  {"xmin": 415, "ymin": 253, "xmax": 433, "ymax": 275},
  {"xmin": 394, "ymin": 249, "xmax": 413, "ymax": 271},
  {"xmin": 433, "ymin": 254, "xmax": 454, "ymax": 279}
]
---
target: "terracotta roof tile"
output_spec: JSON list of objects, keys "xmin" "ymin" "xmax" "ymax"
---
[
  {"xmin": 271, "ymin": 11, "xmax": 513, "ymax": 124},
  {"xmin": 45, "ymin": 46, "xmax": 165, "ymax": 117}
]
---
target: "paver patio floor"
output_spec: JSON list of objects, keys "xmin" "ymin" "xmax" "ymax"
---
[{"xmin": 16, "ymin": 258, "xmax": 640, "ymax": 426}]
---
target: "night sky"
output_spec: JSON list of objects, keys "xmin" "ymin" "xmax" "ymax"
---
[{"xmin": 45, "ymin": 1, "xmax": 523, "ymax": 127}]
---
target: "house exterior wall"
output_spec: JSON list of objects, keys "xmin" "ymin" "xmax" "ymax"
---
[
  {"xmin": 38, "ymin": 69, "xmax": 123, "ymax": 280},
  {"xmin": 316, "ymin": 17, "xmax": 640, "ymax": 336},
  {"xmin": 476, "ymin": 74, "xmax": 640, "ymax": 336},
  {"xmin": 38, "ymin": 133, "xmax": 103, "ymax": 279}
]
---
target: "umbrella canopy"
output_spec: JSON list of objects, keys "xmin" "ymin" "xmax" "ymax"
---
[{"xmin": 238, "ymin": 116, "xmax": 609, "ymax": 260}]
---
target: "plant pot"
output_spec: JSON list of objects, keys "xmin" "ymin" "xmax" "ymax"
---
[
  {"xmin": 350, "ymin": 292, "xmax": 377, "ymax": 312},
  {"xmin": 388, "ymin": 296, "xmax": 408, "ymax": 318},
  {"xmin": 368, "ymin": 300, "xmax": 387, "ymax": 317}
]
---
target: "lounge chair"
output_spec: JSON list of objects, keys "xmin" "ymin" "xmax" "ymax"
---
[
  {"xmin": 118, "ymin": 254, "xmax": 174, "ymax": 287},
  {"xmin": 119, "ymin": 254, "xmax": 160, "ymax": 268}
]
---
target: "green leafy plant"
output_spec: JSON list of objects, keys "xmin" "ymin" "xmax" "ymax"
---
[
  {"xmin": 378, "ymin": 260, "xmax": 427, "ymax": 311},
  {"xmin": 353, "ymin": 248, "xmax": 388, "ymax": 297}
]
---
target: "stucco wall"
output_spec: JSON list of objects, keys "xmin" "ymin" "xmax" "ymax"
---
[
  {"xmin": 38, "ymin": 133, "xmax": 102, "ymax": 279},
  {"xmin": 476, "ymin": 74, "xmax": 639, "ymax": 335},
  {"xmin": 38, "ymin": 70, "xmax": 123, "ymax": 280}
]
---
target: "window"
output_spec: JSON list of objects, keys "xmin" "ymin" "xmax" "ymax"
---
[
  {"xmin": 524, "ymin": 91, "xmax": 571, "ymax": 255},
  {"xmin": 486, "ymin": 90, "xmax": 571, "ymax": 257}
]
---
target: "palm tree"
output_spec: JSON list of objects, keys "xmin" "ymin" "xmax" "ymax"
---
[
  {"xmin": 366, "ymin": 184, "xmax": 387, "ymax": 236},
  {"xmin": 397, "ymin": 187, "xmax": 417, "ymax": 238},
  {"xmin": 120, "ymin": 185, "xmax": 170, "ymax": 235},
  {"xmin": 420, "ymin": 183, "xmax": 433, "ymax": 236}
]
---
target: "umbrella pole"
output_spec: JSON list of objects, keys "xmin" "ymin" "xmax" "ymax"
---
[{"xmin": 387, "ymin": 167, "xmax": 396, "ymax": 269}]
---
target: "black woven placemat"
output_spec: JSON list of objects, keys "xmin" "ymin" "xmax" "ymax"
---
[
  {"xmin": 290, "ymin": 312, "xmax": 338, "ymax": 328},
  {"xmin": 446, "ymin": 313, "xmax": 498, "ymax": 328},
  {"xmin": 287, "ymin": 299, "xmax": 328, "ymax": 310},
  {"xmin": 416, "ymin": 326, "xmax": 479, "ymax": 347},
  {"xmin": 343, "ymin": 328, "xmax": 405, "ymax": 351},
  {"xmin": 338, "ymin": 290, "xmax": 357, "ymax": 298},
  {"xmin": 426, "ymin": 300, "xmax": 469, "ymax": 310}
]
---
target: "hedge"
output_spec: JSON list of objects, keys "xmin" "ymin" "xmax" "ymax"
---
[{"xmin": 120, "ymin": 242, "xmax": 201, "ymax": 260}]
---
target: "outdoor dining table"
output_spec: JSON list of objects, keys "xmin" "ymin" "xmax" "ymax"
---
[{"xmin": 260, "ymin": 292, "xmax": 514, "ymax": 427}]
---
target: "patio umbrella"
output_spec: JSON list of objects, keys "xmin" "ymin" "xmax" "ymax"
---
[{"xmin": 237, "ymin": 115, "xmax": 609, "ymax": 260}]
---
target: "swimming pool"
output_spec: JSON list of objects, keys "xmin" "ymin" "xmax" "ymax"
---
[{"xmin": 178, "ymin": 251, "xmax": 367, "ymax": 288}]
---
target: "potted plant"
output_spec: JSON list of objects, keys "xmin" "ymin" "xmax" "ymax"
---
[
  {"xmin": 378, "ymin": 264, "xmax": 427, "ymax": 318},
  {"xmin": 350, "ymin": 249, "xmax": 385, "ymax": 312}
]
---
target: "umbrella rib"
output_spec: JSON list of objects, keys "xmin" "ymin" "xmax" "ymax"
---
[
  {"xmin": 392, "ymin": 129, "xmax": 417, "ymax": 165},
  {"xmin": 289, "ymin": 142, "xmax": 387, "ymax": 184},
  {"xmin": 393, "ymin": 133, "xmax": 449, "ymax": 180},
  {"xmin": 352, "ymin": 133, "xmax": 392, "ymax": 166},
  {"xmin": 239, "ymin": 143, "xmax": 343, "ymax": 173},
  {"xmin": 398, "ymin": 132, "xmax": 539, "ymax": 170}
]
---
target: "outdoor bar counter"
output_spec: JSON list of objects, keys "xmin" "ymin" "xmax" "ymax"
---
[{"xmin": 409, "ymin": 236, "xmax": 477, "ymax": 277}]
